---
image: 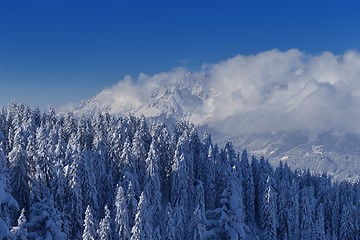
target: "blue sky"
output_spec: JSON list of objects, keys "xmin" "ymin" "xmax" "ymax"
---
[{"xmin": 1, "ymin": 0, "xmax": 360, "ymax": 109}]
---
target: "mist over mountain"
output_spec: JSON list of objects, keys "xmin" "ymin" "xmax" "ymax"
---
[
  {"xmin": 68, "ymin": 49, "xmax": 360, "ymax": 181},
  {"xmin": 71, "ymin": 49, "xmax": 360, "ymax": 133}
]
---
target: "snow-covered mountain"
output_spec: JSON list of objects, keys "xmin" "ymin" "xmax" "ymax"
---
[
  {"xmin": 69, "ymin": 75, "xmax": 359, "ymax": 182},
  {"xmin": 69, "ymin": 49, "xmax": 360, "ymax": 182},
  {"xmin": 72, "ymin": 70, "xmax": 213, "ymax": 127}
]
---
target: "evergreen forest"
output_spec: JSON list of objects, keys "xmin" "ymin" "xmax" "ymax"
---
[{"xmin": 0, "ymin": 103, "xmax": 359, "ymax": 240}]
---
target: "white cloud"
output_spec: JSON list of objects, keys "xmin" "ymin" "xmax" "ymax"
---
[
  {"xmin": 76, "ymin": 49, "xmax": 360, "ymax": 134},
  {"xmin": 199, "ymin": 49, "xmax": 360, "ymax": 134}
]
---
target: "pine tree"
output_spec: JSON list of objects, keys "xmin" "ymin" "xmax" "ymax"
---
[
  {"xmin": 144, "ymin": 139, "xmax": 162, "ymax": 239},
  {"xmin": 11, "ymin": 208, "xmax": 28, "ymax": 240},
  {"xmin": 314, "ymin": 203, "xmax": 326, "ymax": 240},
  {"xmin": 165, "ymin": 203, "xmax": 176, "ymax": 240},
  {"xmin": 82, "ymin": 205, "xmax": 98, "ymax": 240},
  {"xmin": 126, "ymin": 180, "xmax": 138, "ymax": 229},
  {"xmin": 35, "ymin": 125, "xmax": 55, "ymax": 187},
  {"xmin": 98, "ymin": 205, "xmax": 114, "ymax": 240},
  {"xmin": 202, "ymin": 133, "xmax": 216, "ymax": 211},
  {"xmin": 66, "ymin": 139, "xmax": 84, "ymax": 239},
  {"xmin": 275, "ymin": 162, "xmax": 292, "ymax": 240},
  {"xmin": 261, "ymin": 176, "xmax": 277, "ymax": 240},
  {"xmin": 288, "ymin": 180, "xmax": 300, "ymax": 240},
  {"xmin": 93, "ymin": 129, "xmax": 111, "ymax": 213},
  {"xmin": 170, "ymin": 137, "xmax": 190, "ymax": 240},
  {"xmin": 114, "ymin": 185, "xmax": 130, "ymax": 240},
  {"xmin": 132, "ymin": 130, "xmax": 148, "ymax": 188},
  {"xmin": 240, "ymin": 149, "xmax": 255, "ymax": 227},
  {"xmin": 0, "ymin": 143, "xmax": 18, "ymax": 239},
  {"xmin": 299, "ymin": 186, "xmax": 315, "ymax": 240},
  {"xmin": 153, "ymin": 123, "xmax": 172, "ymax": 205},
  {"xmin": 80, "ymin": 148, "xmax": 99, "ymax": 216},
  {"xmin": 174, "ymin": 202, "xmax": 187, "ymax": 240},
  {"xmin": 8, "ymin": 128, "xmax": 30, "ymax": 211},
  {"xmin": 131, "ymin": 191, "xmax": 153, "ymax": 240},
  {"xmin": 27, "ymin": 170, "xmax": 66, "ymax": 239},
  {"xmin": 340, "ymin": 204, "xmax": 356, "ymax": 240},
  {"xmin": 210, "ymin": 171, "xmax": 246, "ymax": 240},
  {"xmin": 188, "ymin": 181, "xmax": 207, "ymax": 240}
]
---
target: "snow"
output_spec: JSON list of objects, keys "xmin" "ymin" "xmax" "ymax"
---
[{"xmin": 312, "ymin": 145, "xmax": 324, "ymax": 155}]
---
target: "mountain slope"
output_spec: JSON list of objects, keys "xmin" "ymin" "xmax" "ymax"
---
[{"xmin": 212, "ymin": 130, "xmax": 360, "ymax": 181}]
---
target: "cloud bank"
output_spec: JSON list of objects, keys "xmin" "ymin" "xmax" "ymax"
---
[{"xmin": 79, "ymin": 49, "xmax": 360, "ymax": 134}]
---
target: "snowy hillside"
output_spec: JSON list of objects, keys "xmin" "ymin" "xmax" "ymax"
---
[{"xmin": 211, "ymin": 130, "xmax": 360, "ymax": 182}]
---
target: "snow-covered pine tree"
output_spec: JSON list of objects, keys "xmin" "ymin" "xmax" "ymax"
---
[
  {"xmin": 202, "ymin": 133, "xmax": 216, "ymax": 211},
  {"xmin": 188, "ymin": 181, "xmax": 207, "ymax": 240},
  {"xmin": 209, "ymin": 170, "xmax": 246, "ymax": 240},
  {"xmin": 314, "ymin": 203, "xmax": 326, "ymax": 240},
  {"xmin": 93, "ymin": 128, "xmax": 113, "ymax": 214},
  {"xmin": 114, "ymin": 185, "xmax": 130, "ymax": 240},
  {"xmin": 240, "ymin": 149, "xmax": 255, "ymax": 228},
  {"xmin": 66, "ymin": 136, "xmax": 84, "ymax": 239},
  {"xmin": 130, "ymin": 191, "xmax": 153, "ymax": 240},
  {"xmin": 120, "ymin": 138, "xmax": 140, "ymax": 205},
  {"xmin": 288, "ymin": 180, "xmax": 300, "ymax": 240},
  {"xmin": 11, "ymin": 208, "xmax": 28, "ymax": 240},
  {"xmin": 27, "ymin": 166, "xmax": 66, "ymax": 239},
  {"xmin": 274, "ymin": 162, "xmax": 292, "ymax": 239},
  {"xmin": 8, "ymin": 128, "xmax": 30, "ymax": 212},
  {"xmin": 340, "ymin": 203, "xmax": 357, "ymax": 240},
  {"xmin": 80, "ymin": 148, "xmax": 99, "ymax": 217},
  {"xmin": 125, "ymin": 180, "xmax": 138, "ymax": 229},
  {"xmin": 261, "ymin": 176, "xmax": 277, "ymax": 240},
  {"xmin": 170, "ymin": 135, "xmax": 190, "ymax": 240},
  {"xmin": 152, "ymin": 123, "xmax": 172, "ymax": 204},
  {"xmin": 299, "ymin": 186, "xmax": 315, "ymax": 240},
  {"xmin": 82, "ymin": 205, "xmax": 98, "ymax": 240},
  {"xmin": 0, "ymin": 142, "xmax": 18, "ymax": 239},
  {"xmin": 98, "ymin": 205, "xmax": 114, "ymax": 240},
  {"xmin": 144, "ymin": 139, "xmax": 162, "ymax": 239},
  {"xmin": 34, "ymin": 125, "xmax": 55, "ymax": 190},
  {"xmin": 165, "ymin": 203, "xmax": 176, "ymax": 240},
  {"xmin": 132, "ymin": 127, "xmax": 149, "ymax": 188}
]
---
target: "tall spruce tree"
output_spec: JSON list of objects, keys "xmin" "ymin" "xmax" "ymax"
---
[
  {"xmin": 82, "ymin": 205, "xmax": 98, "ymax": 240},
  {"xmin": 11, "ymin": 208, "xmax": 28, "ymax": 240},
  {"xmin": 8, "ymin": 128, "xmax": 30, "ymax": 212},
  {"xmin": 114, "ymin": 185, "xmax": 130, "ymax": 240},
  {"xmin": 98, "ymin": 205, "xmax": 113, "ymax": 240},
  {"xmin": 261, "ymin": 177, "xmax": 277, "ymax": 240},
  {"xmin": 131, "ymin": 191, "xmax": 153, "ymax": 240},
  {"xmin": 165, "ymin": 203, "xmax": 176, "ymax": 240}
]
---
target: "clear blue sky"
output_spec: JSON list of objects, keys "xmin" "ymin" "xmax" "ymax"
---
[{"xmin": 1, "ymin": 0, "xmax": 360, "ymax": 109}]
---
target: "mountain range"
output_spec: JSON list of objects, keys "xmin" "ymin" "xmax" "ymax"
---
[{"xmin": 70, "ymin": 70, "xmax": 360, "ymax": 182}]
